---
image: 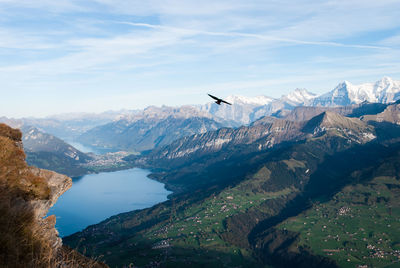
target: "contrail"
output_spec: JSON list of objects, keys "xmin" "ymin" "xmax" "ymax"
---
[{"xmin": 117, "ymin": 21, "xmax": 390, "ymax": 50}]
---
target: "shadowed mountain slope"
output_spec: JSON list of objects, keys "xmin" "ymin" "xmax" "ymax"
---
[{"xmin": 20, "ymin": 126, "xmax": 93, "ymax": 177}]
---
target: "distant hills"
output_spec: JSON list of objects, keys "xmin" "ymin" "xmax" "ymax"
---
[
  {"xmin": 21, "ymin": 126, "xmax": 93, "ymax": 177},
  {"xmin": 17, "ymin": 126, "xmax": 134, "ymax": 177},
  {"xmin": 78, "ymin": 106, "xmax": 226, "ymax": 152},
  {"xmin": 0, "ymin": 110, "xmax": 129, "ymax": 139}
]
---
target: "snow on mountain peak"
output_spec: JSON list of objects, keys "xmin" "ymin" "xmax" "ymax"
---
[
  {"xmin": 283, "ymin": 88, "xmax": 317, "ymax": 103},
  {"xmin": 225, "ymin": 95, "xmax": 275, "ymax": 105},
  {"xmin": 375, "ymin": 76, "xmax": 399, "ymax": 93},
  {"xmin": 312, "ymin": 77, "xmax": 400, "ymax": 106},
  {"xmin": 381, "ymin": 76, "xmax": 393, "ymax": 83}
]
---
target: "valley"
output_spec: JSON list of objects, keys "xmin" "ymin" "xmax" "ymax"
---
[
  {"xmin": 2, "ymin": 77, "xmax": 400, "ymax": 267},
  {"xmin": 63, "ymin": 97, "xmax": 400, "ymax": 267}
]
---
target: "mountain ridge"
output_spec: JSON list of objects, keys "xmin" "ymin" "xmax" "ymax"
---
[
  {"xmin": 75, "ymin": 77, "xmax": 400, "ymax": 153},
  {"xmin": 126, "ymin": 105, "xmax": 387, "ymax": 195},
  {"xmin": 2, "ymin": 77, "xmax": 399, "ymax": 156},
  {"xmin": 65, "ymin": 102, "xmax": 400, "ymax": 267}
]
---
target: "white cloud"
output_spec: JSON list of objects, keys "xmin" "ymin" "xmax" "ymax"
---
[
  {"xmin": 1, "ymin": 0, "xmax": 400, "ymax": 117},
  {"xmin": 0, "ymin": 0, "xmax": 84, "ymax": 13}
]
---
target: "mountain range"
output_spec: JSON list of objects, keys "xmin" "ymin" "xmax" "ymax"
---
[
  {"xmin": 199, "ymin": 88, "xmax": 317, "ymax": 124},
  {"xmin": 0, "ymin": 77, "xmax": 398, "ymax": 178},
  {"xmin": 65, "ymin": 99, "xmax": 400, "ymax": 268},
  {"xmin": 201, "ymin": 76, "xmax": 400, "ymax": 125},
  {"xmin": 77, "ymin": 77, "xmax": 400, "ymax": 153},
  {"xmin": 0, "ymin": 110, "xmax": 130, "ymax": 140},
  {"xmin": 1, "ymin": 77, "xmax": 399, "ymax": 156},
  {"xmin": 129, "ymin": 102, "xmax": 384, "ymax": 193},
  {"xmin": 310, "ymin": 76, "xmax": 400, "ymax": 107}
]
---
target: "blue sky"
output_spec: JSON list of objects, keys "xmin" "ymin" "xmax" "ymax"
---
[{"xmin": 0, "ymin": 0, "xmax": 399, "ymax": 117}]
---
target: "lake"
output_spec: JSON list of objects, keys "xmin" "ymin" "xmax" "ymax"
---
[{"xmin": 48, "ymin": 168, "xmax": 171, "ymax": 237}]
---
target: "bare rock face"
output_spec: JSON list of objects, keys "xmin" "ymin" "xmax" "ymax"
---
[
  {"xmin": 29, "ymin": 167, "xmax": 72, "ymax": 219},
  {"xmin": 29, "ymin": 167, "xmax": 72, "ymax": 251}
]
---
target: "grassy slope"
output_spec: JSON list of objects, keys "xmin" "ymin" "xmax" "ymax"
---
[{"xmin": 278, "ymin": 155, "xmax": 400, "ymax": 268}]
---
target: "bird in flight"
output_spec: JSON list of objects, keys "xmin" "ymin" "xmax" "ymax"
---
[{"xmin": 208, "ymin": 94, "xmax": 232, "ymax": 105}]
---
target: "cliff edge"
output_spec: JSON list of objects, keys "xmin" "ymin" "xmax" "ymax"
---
[{"xmin": 0, "ymin": 123, "xmax": 105, "ymax": 267}]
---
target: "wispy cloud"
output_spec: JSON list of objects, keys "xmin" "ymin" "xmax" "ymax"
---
[
  {"xmin": 119, "ymin": 22, "xmax": 391, "ymax": 50},
  {"xmin": 0, "ymin": 0, "xmax": 85, "ymax": 13},
  {"xmin": 0, "ymin": 0, "xmax": 399, "ymax": 117}
]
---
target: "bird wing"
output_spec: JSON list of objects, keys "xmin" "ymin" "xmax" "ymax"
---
[
  {"xmin": 221, "ymin": 99, "xmax": 232, "ymax": 105},
  {"xmin": 208, "ymin": 94, "xmax": 220, "ymax": 101}
]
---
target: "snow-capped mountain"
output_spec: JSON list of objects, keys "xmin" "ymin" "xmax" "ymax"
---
[
  {"xmin": 200, "ymin": 77, "xmax": 400, "ymax": 125},
  {"xmin": 200, "ymin": 95, "xmax": 276, "ymax": 125},
  {"xmin": 310, "ymin": 77, "xmax": 400, "ymax": 107},
  {"xmin": 281, "ymin": 88, "xmax": 317, "ymax": 105},
  {"xmin": 200, "ymin": 89, "xmax": 317, "ymax": 125},
  {"xmin": 225, "ymin": 95, "xmax": 275, "ymax": 106}
]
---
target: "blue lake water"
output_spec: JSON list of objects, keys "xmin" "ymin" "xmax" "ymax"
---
[{"xmin": 48, "ymin": 168, "xmax": 171, "ymax": 237}]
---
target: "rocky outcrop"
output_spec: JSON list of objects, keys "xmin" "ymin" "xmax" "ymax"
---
[
  {"xmin": 6, "ymin": 167, "xmax": 72, "ymax": 265},
  {"xmin": 29, "ymin": 167, "xmax": 72, "ymax": 250},
  {"xmin": 0, "ymin": 123, "xmax": 103, "ymax": 267}
]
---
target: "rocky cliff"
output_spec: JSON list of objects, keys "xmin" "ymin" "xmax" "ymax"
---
[{"xmin": 0, "ymin": 123, "xmax": 104, "ymax": 267}]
